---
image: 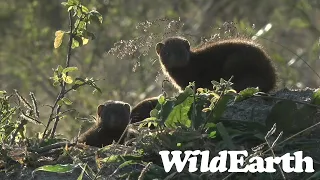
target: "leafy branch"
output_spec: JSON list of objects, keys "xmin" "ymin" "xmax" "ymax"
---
[{"xmin": 43, "ymin": 0, "xmax": 103, "ymax": 139}]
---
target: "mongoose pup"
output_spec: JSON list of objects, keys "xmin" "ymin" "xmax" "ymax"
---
[
  {"xmin": 156, "ymin": 36, "xmax": 277, "ymax": 92},
  {"xmin": 130, "ymin": 36, "xmax": 277, "ymax": 124},
  {"xmin": 77, "ymin": 100, "xmax": 131, "ymax": 148},
  {"xmin": 130, "ymin": 97, "xmax": 159, "ymax": 124}
]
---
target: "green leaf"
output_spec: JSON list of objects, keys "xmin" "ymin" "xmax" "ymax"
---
[
  {"xmin": 57, "ymin": 99, "xmax": 64, "ymax": 106},
  {"xmin": 311, "ymin": 89, "xmax": 320, "ymax": 105},
  {"xmin": 139, "ymin": 117, "xmax": 157, "ymax": 128},
  {"xmin": 101, "ymin": 155, "xmax": 123, "ymax": 163},
  {"xmin": 51, "ymin": 71, "xmax": 60, "ymax": 83},
  {"xmin": 67, "ymin": 0, "xmax": 80, "ymax": 6},
  {"xmin": 33, "ymin": 164, "xmax": 77, "ymax": 174},
  {"xmin": 62, "ymin": 74, "xmax": 73, "ymax": 84},
  {"xmin": 86, "ymin": 79, "xmax": 102, "ymax": 93},
  {"xmin": 57, "ymin": 65, "xmax": 64, "ymax": 74},
  {"xmin": 205, "ymin": 123, "xmax": 216, "ymax": 128},
  {"xmin": 67, "ymin": 6, "xmax": 73, "ymax": 12},
  {"xmin": 54, "ymin": 30, "xmax": 65, "ymax": 48},
  {"xmin": 150, "ymin": 109, "xmax": 158, "ymax": 117},
  {"xmin": 81, "ymin": 5, "xmax": 89, "ymax": 13},
  {"xmin": 210, "ymin": 94, "xmax": 233, "ymax": 122},
  {"xmin": 118, "ymin": 160, "xmax": 140, "ymax": 169},
  {"xmin": 165, "ymin": 96, "xmax": 194, "ymax": 128},
  {"xmin": 235, "ymin": 87, "xmax": 259, "ymax": 102},
  {"xmin": 208, "ymin": 131, "xmax": 217, "ymax": 138},
  {"xmin": 188, "ymin": 94, "xmax": 211, "ymax": 129},
  {"xmin": 148, "ymin": 121, "xmax": 157, "ymax": 128},
  {"xmin": 76, "ymin": 21, "xmax": 87, "ymax": 32},
  {"xmin": 174, "ymin": 85, "xmax": 194, "ymax": 106},
  {"xmin": 65, "ymin": 76, "xmax": 73, "ymax": 84},
  {"xmin": 61, "ymin": 97, "xmax": 73, "ymax": 105},
  {"xmin": 101, "ymin": 154, "xmax": 142, "ymax": 164},
  {"xmin": 76, "ymin": 8, "xmax": 82, "ymax": 18},
  {"xmin": 89, "ymin": 10, "xmax": 103, "ymax": 24},
  {"xmin": 62, "ymin": 67, "xmax": 78, "ymax": 74},
  {"xmin": 72, "ymin": 35, "xmax": 82, "ymax": 49},
  {"xmin": 74, "ymin": 79, "xmax": 85, "ymax": 85},
  {"xmin": 82, "ymin": 37, "xmax": 89, "ymax": 45},
  {"xmin": 159, "ymin": 100, "xmax": 175, "ymax": 124},
  {"xmin": 158, "ymin": 95, "xmax": 166, "ymax": 105},
  {"xmin": 72, "ymin": 40, "xmax": 80, "ymax": 49}
]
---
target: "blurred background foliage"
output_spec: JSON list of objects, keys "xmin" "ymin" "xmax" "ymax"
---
[{"xmin": 1, "ymin": 0, "xmax": 320, "ymax": 138}]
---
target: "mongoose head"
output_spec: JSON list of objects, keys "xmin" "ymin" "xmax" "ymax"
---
[
  {"xmin": 97, "ymin": 100, "xmax": 131, "ymax": 129},
  {"xmin": 156, "ymin": 36, "xmax": 191, "ymax": 68}
]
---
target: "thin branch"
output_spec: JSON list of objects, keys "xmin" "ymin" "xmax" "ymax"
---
[
  {"xmin": 43, "ymin": 10, "xmax": 74, "ymax": 138},
  {"xmin": 50, "ymin": 10, "xmax": 74, "ymax": 138}
]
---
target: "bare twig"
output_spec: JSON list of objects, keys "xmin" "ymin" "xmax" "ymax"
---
[
  {"xmin": 28, "ymin": 141, "xmax": 76, "ymax": 154},
  {"xmin": 138, "ymin": 162, "xmax": 152, "ymax": 180}
]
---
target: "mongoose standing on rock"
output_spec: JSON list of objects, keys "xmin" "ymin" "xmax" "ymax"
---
[
  {"xmin": 130, "ymin": 36, "xmax": 277, "ymax": 124},
  {"xmin": 77, "ymin": 100, "xmax": 131, "ymax": 148},
  {"xmin": 156, "ymin": 36, "xmax": 277, "ymax": 92}
]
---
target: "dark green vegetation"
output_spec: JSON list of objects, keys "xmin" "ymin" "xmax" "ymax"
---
[{"xmin": 1, "ymin": 0, "xmax": 320, "ymax": 179}]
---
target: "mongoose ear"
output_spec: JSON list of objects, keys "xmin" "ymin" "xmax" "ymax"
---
[
  {"xmin": 124, "ymin": 103, "xmax": 131, "ymax": 112},
  {"xmin": 156, "ymin": 43, "xmax": 164, "ymax": 55},
  {"xmin": 185, "ymin": 40, "xmax": 190, "ymax": 49},
  {"xmin": 97, "ymin": 104, "xmax": 104, "ymax": 117}
]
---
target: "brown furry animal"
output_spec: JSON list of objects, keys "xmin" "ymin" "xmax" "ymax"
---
[
  {"xmin": 130, "ymin": 36, "xmax": 277, "ymax": 124},
  {"xmin": 77, "ymin": 100, "xmax": 131, "ymax": 147},
  {"xmin": 156, "ymin": 36, "xmax": 277, "ymax": 92},
  {"xmin": 130, "ymin": 97, "xmax": 159, "ymax": 124}
]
